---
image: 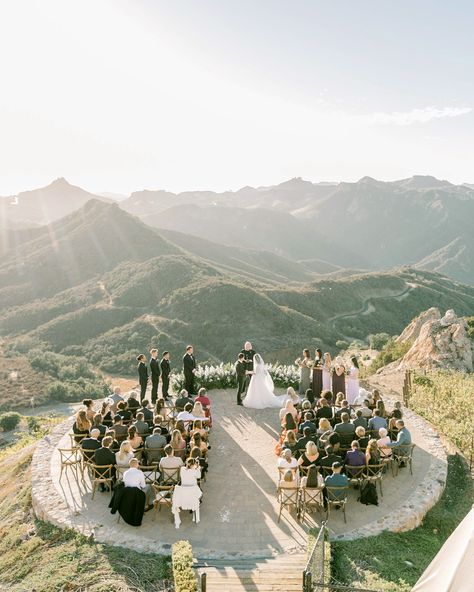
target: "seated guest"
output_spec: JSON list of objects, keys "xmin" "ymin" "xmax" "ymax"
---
[
  {"xmin": 116, "ymin": 401, "xmax": 132, "ymax": 422},
  {"xmin": 100, "ymin": 401, "xmax": 113, "ymax": 425},
  {"xmin": 145, "ymin": 427, "xmax": 168, "ymax": 463},
  {"xmin": 298, "ymin": 441, "xmax": 320, "ymax": 468},
  {"xmin": 277, "ymin": 448, "xmax": 298, "ymax": 471},
  {"xmin": 371, "ymin": 389, "xmax": 382, "ymax": 409},
  {"xmin": 159, "ymin": 444, "xmax": 184, "ymax": 472},
  {"xmin": 127, "ymin": 391, "xmax": 141, "ymax": 416},
  {"xmin": 327, "ymin": 431, "xmax": 341, "ymax": 453},
  {"xmin": 352, "ymin": 409, "xmax": 368, "ymax": 430},
  {"xmin": 171, "ymin": 429, "xmax": 186, "ymax": 452},
  {"xmin": 376, "ymin": 399, "xmax": 388, "ymax": 419},
  {"xmin": 191, "ymin": 401, "xmax": 206, "ymax": 419},
  {"xmin": 155, "ymin": 398, "xmax": 170, "ymax": 420},
  {"xmin": 321, "ymin": 390, "xmax": 333, "ymax": 405},
  {"xmin": 282, "ymin": 412, "xmax": 297, "ymax": 433},
  {"xmin": 355, "ymin": 426, "xmax": 369, "ymax": 449},
  {"xmin": 377, "ymin": 427, "xmax": 392, "ymax": 458},
  {"xmin": 390, "ymin": 401, "xmax": 403, "ymax": 419},
  {"xmin": 360, "ymin": 399, "xmax": 373, "ymax": 418},
  {"xmin": 175, "ymin": 389, "xmax": 191, "ymax": 412},
  {"xmin": 83, "ymin": 399, "xmax": 95, "ymax": 422},
  {"xmin": 112, "ymin": 416, "xmax": 128, "ymax": 440},
  {"xmin": 133, "ymin": 412, "xmax": 149, "ymax": 436},
  {"xmin": 301, "ymin": 464, "xmax": 324, "ymax": 491},
  {"xmin": 305, "ymin": 388, "xmax": 315, "ymax": 406},
  {"xmin": 108, "ymin": 386, "xmax": 124, "ymax": 414},
  {"xmin": 368, "ymin": 409, "xmax": 387, "ymax": 433},
  {"xmin": 195, "ymin": 388, "xmax": 211, "ymax": 410},
  {"xmin": 81, "ymin": 428, "xmax": 101, "ymax": 462},
  {"xmin": 296, "ymin": 427, "xmax": 316, "ymax": 450},
  {"xmin": 172, "ymin": 458, "xmax": 203, "ymax": 528},
  {"xmin": 324, "ymin": 462, "xmax": 349, "ymax": 507},
  {"xmin": 123, "ymin": 458, "xmax": 154, "ymax": 511},
  {"xmin": 177, "ymin": 402, "xmax": 195, "ymax": 423},
  {"xmin": 127, "ymin": 426, "xmax": 143, "ymax": 450},
  {"xmin": 317, "ymin": 418, "xmax": 333, "ymax": 438},
  {"xmin": 334, "ymin": 400, "xmax": 352, "ymax": 422},
  {"xmin": 189, "ymin": 445, "xmax": 208, "ymax": 477},
  {"xmin": 300, "ymin": 399, "xmax": 313, "ymax": 415},
  {"xmin": 282, "ymin": 430, "xmax": 299, "ymax": 455},
  {"xmin": 92, "ymin": 413, "xmax": 107, "ymax": 436},
  {"xmin": 334, "ymin": 413, "xmax": 356, "ymax": 439},
  {"xmin": 344, "ymin": 441, "xmax": 366, "ymax": 476},
  {"xmin": 334, "ymin": 392, "xmax": 345, "ymax": 408},
  {"xmin": 279, "ymin": 400, "xmax": 299, "ymax": 426},
  {"xmin": 190, "ymin": 420, "xmax": 208, "ymax": 440},
  {"xmin": 388, "ymin": 416, "xmax": 400, "ymax": 439},
  {"xmin": 319, "ymin": 446, "xmax": 342, "ymax": 472},
  {"xmin": 153, "ymin": 415, "xmax": 170, "ymax": 438},
  {"xmin": 279, "ymin": 469, "xmax": 299, "ymax": 490},
  {"xmin": 299, "ymin": 412, "xmax": 317, "ymax": 435},
  {"xmin": 175, "ymin": 420, "xmax": 188, "ymax": 439},
  {"xmin": 115, "ymin": 440, "xmax": 134, "ymax": 469},
  {"xmin": 105, "ymin": 429, "xmax": 120, "ymax": 452},
  {"xmin": 365, "ymin": 438, "xmax": 381, "ymax": 465},
  {"xmin": 191, "ymin": 432, "xmax": 208, "ymax": 455},
  {"xmin": 138, "ymin": 399, "xmax": 154, "ymax": 424},
  {"xmin": 94, "ymin": 436, "xmax": 116, "ymax": 488},
  {"xmin": 315, "ymin": 398, "xmax": 333, "ymax": 420},
  {"xmin": 286, "ymin": 387, "xmax": 301, "ymax": 406},
  {"xmin": 73, "ymin": 410, "xmax": 91, "ymax": 442},
  {"xmin": 386, "ymin": 420, "xmax": 411, "ymax": 453}
]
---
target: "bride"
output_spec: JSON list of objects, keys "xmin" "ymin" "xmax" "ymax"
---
[{"xmin": 243, "ymin": 354, "xmax": 287, "ymax": 409}]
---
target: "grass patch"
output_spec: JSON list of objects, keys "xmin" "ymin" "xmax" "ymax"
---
[
  {"xmin": 330, "ymin": 454, "xmax": 473, "ymax": 591},
  {"xmin": 0, "ymin": 441, "xmax": 172, "ymax": 591}
]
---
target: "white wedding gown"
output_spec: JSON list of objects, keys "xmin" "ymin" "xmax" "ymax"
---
[{"xmin": 243, "ymin": 354, "xmax": 288, "ymax": 409}]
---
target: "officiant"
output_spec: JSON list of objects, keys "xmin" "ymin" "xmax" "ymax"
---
[{"xmin": 240, "ymin": 341, "xmax": 256, "ymax": 393}]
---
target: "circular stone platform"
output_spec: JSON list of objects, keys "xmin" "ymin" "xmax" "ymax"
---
[{"xmin": 31, "ymin": 389, "xmax": 447, "ymax": 559}]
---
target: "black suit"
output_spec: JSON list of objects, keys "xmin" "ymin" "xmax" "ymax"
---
[
  {"xmin": 183, "ymin": 353, "xmax": 196, "ymax": 395},
  {"xmin": 160, "ymin": 358, "xmax": 171, "ymax": 398},
  {"xmin": 94, "ymin": 446, "xmax": 116, "ymax": 479},
  {"xmin": 240, "ymin": 348, "xmax": 256, "ymax": 392},
  {"xmin": 138, "ymin": 361, "xmax": 148, "ymax": 402},
  {"xmin": 235, "ymin": 360, "xmax": 247, "ymax": 404},
  {"xmin": 150, "ymin": 357, "xmax": 161, "ymax": 403}
]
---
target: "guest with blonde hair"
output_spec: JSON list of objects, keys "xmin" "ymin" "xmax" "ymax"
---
[
  {"xmin": 115, "ymin": 440, "xmax": 134, "ymax": 468},
  {"xmin": 298, "ymin": 441, "xmax": 320, "ymax": 467},
  {"xmin": 279, "ymin": 399, "xmax": 299, "ymax": 425},
  {"xmin": 171, "ymin": 429, "xmax": 186, "ymax": 451},
  {"xmin": 192, "ymin": 401, "xmax": 206, "ymax": 418},
  {"xmin": 322, "ymin": 353, "xmax": 332, "ymax": 392},
  {"xmin": 73, "ymin": 410, "xmax": 91, "ymax": 442}
]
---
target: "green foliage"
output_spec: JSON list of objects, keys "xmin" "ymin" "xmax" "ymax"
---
[
  {"xmin": 330, "ymin": 454, "xmax": 473, "ymax": 591},
  {"xmin": 172, "ymin": 540, "xmax": 197, "ymax": 592},
  {"xmin": 0, "ymin": 412, "xmax": 21, "ymax": 432},
  {"xmin": 466, "ymin": 316, "xmax": 474, "ymax": 339},
  {"xmin": 368, "ymin": 332, "xmax": 391, "ymax": 350},
  {"xmin": 335, "ymin": 340, "xmax": 349, "ymax": 350},
  {"xmin": 370, "ymin": 338, "xmax": 412, "ymax": 373}
]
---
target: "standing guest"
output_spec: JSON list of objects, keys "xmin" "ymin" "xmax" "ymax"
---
[
  {"xmin": 183, "ymin": 345, "xmax": 197, "ymax": 396},
  {"xmin": 73, "ymin": 410, "xmax": 91, "ymax": 442},
  {"xmin": 312, "ymin": 348, "xmax": 323, "ymax": 399},
  {"xmin": 82, "ymin": 399, "xmax": 95, "ymax": 422},
  {"xmin": 296, "ymin": 349, "xmax": 312, "ymax": 396},
  {"xmin": 116, "ymin": 401, "xmax": 132, "ymax": 422},
  {"xmin": 240, "ymin": 341, "xmax": 256, "ymax": 393},
  {"xmin": 322, "ymin": 353, "xmax": 333, "ymax": 392},
  {"xmin": 175, "ymin": 389, "xmax": 191, "ymax": 413},
  {"xmin": 94, "ymin": 436, "xmax": 116, "ymax": 489},
  {"xmin": 332, "ymin": 356, "xmax": 346, "ymax": 397},
  {"xmin": 123, "ymin": 458, "xmax": 154, "ymax": 511},
  {"xmin": 160, "ymin": 351, "xmax": 171, "ymax": 400},
  {"xmin": 115, "ymin": 440, "xmax": 134, "ymax": 470},
  {"xmin": 108, "ymin": 386, "xmax": 124, "ymax": 414},
  {"xmin": 235, "ymin": 353, "xmax": 247, "ymax": 405},
  {"xmin": 127, "ymin": 425, "xmax": 143, "ymax": 450},
  {"xmin": 127, "ymin": 392, "xmax": 140, "ymax": 417},
  {"xmin": 137, "ymin": 354, "xmax": 148, "ymax": 402},
  {"xmin": 92, "ymin": 413, "xmax": 107, "ymax": 436},
  {"xmin": 137, "ymin": 399, "xmax": 154, "ymax": 424},
  {"xmin": 149, "ymin": 348, "xmax": 161, "ymax": 404},
  {"xmin": 346, "ymin": 356, "xmax": 360, "ymax": 406}
]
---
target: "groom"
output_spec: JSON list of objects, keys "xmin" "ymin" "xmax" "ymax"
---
[{"xmin": 240, "ymin": 341, "xmax": 256, "ymax": 395}]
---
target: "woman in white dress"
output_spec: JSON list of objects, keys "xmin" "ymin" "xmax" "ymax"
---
[
  {"xmin": 243, "ymin": 354, "xmax": 287, "ymax": 409},
  {"xmin": 346, "ymin": 356, "xmax": 360, "ymax": 405},
  {"xmin": 322, "ymin": 353, "xmax": 332, "ymax": 392}
]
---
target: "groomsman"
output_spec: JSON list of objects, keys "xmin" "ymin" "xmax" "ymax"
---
[
  {"xmin": 235, "ymin": 353, "xmax": 246, "ymax": 406},
  {"xmin": 149, "ymin": 348, "xmax": 160, "ymax": 404},
  {"xmin": 160, "ymin": 351, "xmax": 171, "ymax": 400},
  {"xmin": 183, "ymin": 345, "xmax": 197, "ymax": 396},
  {"xmin": 137, "ymin": 354, "xmax": 148, "ymax": 402},
  {"xmin": 240, "ymin": 341, "xmax": 256, "ymax": 393}
]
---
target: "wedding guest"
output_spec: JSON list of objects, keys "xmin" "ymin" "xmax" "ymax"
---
[
  {"xmin": 73, "ymin": 410, "xmax": 91, "ymax": 442},
  {"xmin": 315, "ymin": 398, "xmax": 333, "ymax": 420},
  {"xmin": 175, "ymin": 389, "xmax": 191, "ymax": 412},
  {"xmin": 101, "ymin": 401, "xmax": 113, "ymax": 426},
  {"xmin": 127, "ymin": 426, "xmax": 143, "ymax": 450},
  {"xmin": 368, "ymin": 409, "xmax": 387, "ymax": 433},
  {"xmin": 235, "ymin": 353, "xmax": 247, "ymax": 405},
  {"xmin": 112, "ymin": 416, "xmax": 128, "ymax": 440},
  {"xmin": 183, "ymin": 345, "xmax": 197, "ymax": 396},
  {"xmin": 283, "ymin": 412, "xmax": 297, "ymax": 432},
  {"xmin": 133, "ymin": 412, "xmax": 149, "ymax": 436},
  {"xmin": 94, "ymin": 436, "xmax": 116, "ymax": 488},
  {"xmin": 195, "ymin": 388, "xmax": 211, "ymax": 410},
  {"xmin": 377, "ymin": 427, "xmax": 392, "ymax": 458},
  {"xmin": 279, "ymin": 469, "xmax": 299, "ymax": 490},
  {"xmin": 317, "ymin": 418, "xmax": 333, "ymax": 438},
  {"xmin": 388, "ymin": 416, "xmax": 399, "ymax": 438},
  {"xmin": 352, "ymin": 409, "xmax": 368, "ymax": 429},
  {"xmin": 296, "ymin": 349, "xmax": 312, "ymax": 395},
  {"xmin": 175, "ymin": 420, "xmax": 188, "ymax": 439},
  {"xmin": 189, "ymin": 446, "xmax": 208, "ymax": 477},
  {"xmin": 321, "ymin": 390, "xmax": 333, "ymax": 405},
  {"xmin": 322, "ymin": 353, "xmax": 332, "ymax": 392},
  {"xmin": 386, "ymin": 420, "xmax": 411, "ymax": 452},
  {"xmin": 371, "ymin": 389, "xmax": 381, "ymax": 409},
  {"xmin": 108, "ymin": 386, "xmax": 124, "ymax": 414},
  {"xmin": 355, "ymin": 426, "xmax": 369, "ymax": 449},
  {"xmin": 334, "ymin": 392, "xmax": 345, "ymax": 408},
  {"xmin": 282, "ymin": 430, "xmax": 299, "ymax": 455},
  {"xmin": 298, "ymin": 441, "xmax": 320, "ymax": 468},
  {"xmin": 390, "ymin": 401, "xmax": 403, "ymax": 420},
  {"xmin": 277, "ymin": 448, "xmax": 298, "ymax": 471},
  {"xmin": 160, "ymin": 351, "xmax": 171, "ymax": 400},
  {"xmin": 299, "ymin": 412, "xmax": 317, "ymax": 435},
  {"xmin": 127, "ymin": 391, "xmax": 140, "ymax": 417},
  {"xmin": 123, "ymin": 458, "xmax": 154, "ymax": 511},
  {"xmin": 81, "ymin": 428, "xmax": 101, "ymax": 462},
  {"xmin": 312, "ymin": 348, "xmax": 323, "ymax": 398},
  {"xmin": 144, "ymin": 427, "xmax": 167, "ymax": 463},
  {"xmin": 334, "ymin": 413, "xmax": 356, "ymax": 439},
  {"xmin": 332, "ymin": 356, "xmax": 346, "ymax": 397},
  {"xmin": 191, "ymin": 401, "xmax": 206, "ymax": 419},
  {"xmin": 360, "ymin": 399, "xmax": 373, "ymax": 418},
  {"xmin": 324, "ymin": 462, "xmax": 349, "ymax": 507},
  {"xmin": 92, "ymin": 413, "xmax": 107, "ymax": 436},
  {"xmin": 279, "ymin": 400, "xmax": 299, "ymax": 426},
  {"xmin": 346, "ymin": 356, "xmax": 360, "ymax": 405},
  {"xmin": 177, "ymin": 402, "xmax": 195, "ymax": 423},
  {"xmin": 305, "ymin": 388, "xmax": 315, "ymax": 406},
  {"xmin": 155, "ymin": 398, "xmax": 170, "ymax": 420},
  {"xmin": 137, "ymin": 354, "xmax": 148, "ymax": 402},
  {"xmin": 376, "ymin": 399, "xmax": 388, "ymax": 419},
  {"xmin": 116, "ymin": 401, "xmax": 132, "ymax": 422},
  {"xmin": 296, "ymin": 427, "xmax": 316, "ymax": 450},
  {"xmin": 138, "ymin": 399, "xmax": 154, "ymax": 424},
  {"xmin": 153, "ymin": 415, "xmax": 170, "ymax": 438},
  {"xmin": 171, "ymin": 429, "xmax": 186, "ymax": 452},
  {"xmin": 149, "ymin": 348, "xmax": 160, "ymax": 404},
  {"xmin": 365, "ymin": 438, "xmax": 381, "ymax": 465},
  {"xmin": 319, "ymin": 446, "xmax": 343, "ymax": 472},
  {"xmin": 344, "ymin": 441, "xmax": 366, "ymax": 476},
  {"xmin": 82, "ymin": 399, "xmax": 95, "ymax": 422},
  {"xmin": 286, "ymin": 386, "xmax": 301, "ymax": 406},
  {"xmin": 334, "ymin": 400, "xmax": 352, "ymax": 422},
  {"xmin": 115, "ymin": 440, "xmax": 134, "ymax": 469},
  {"xmin": 301, "ymin": 464, "xmax": 324, "ymax": 490},
  {"xmin": 159, "ymin": 445, "xmax": 184, "ymax": 471},
  {"xmin": 191, "ymin": 432, "xmax": 208, "ymax": 455},
  {"xmin": 190, "ymin": 420, "xmax": 208, "ymax": 440},
  {"xmin": 105, "ymin": 429, "xmax": 120, "ymax": 452}
]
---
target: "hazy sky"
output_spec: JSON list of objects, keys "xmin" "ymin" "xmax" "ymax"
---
[{"xmin": 1, "ymin": 0, "xmax": 473, "ymax": 195}]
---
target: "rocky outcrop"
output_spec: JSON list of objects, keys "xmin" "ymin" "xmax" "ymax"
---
[
  {"xmin": 396, "ymin": 307, "xmax": 441, "ymax": 343},
  {"xmin": 399, "ymin": 309, "xmax": 473, "ymax": 372}
]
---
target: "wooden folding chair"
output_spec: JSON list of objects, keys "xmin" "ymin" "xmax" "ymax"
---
[
  {"xmin": 69, "ymin": 433, "xmax": 88, "ymax": 449},
  {"xmin": 161, "ymin": 467, "xmax": 181, "ymax": 486},
  {"xmin": 152, "ymin": 484, "xmax": 174, "ymax": 521},
  {"xmin": 325, "ymin": 485, "xmax": 348, "ymax": 523},
  {"xmin": 173, "ymin": 447, "xmax": 187, "ymax": 461},
  {"xmin": 299, "ymin": 486, "xmax": 323, "ymax": 521},
  {"xmin": 365, "ymin": 463, "xmax": 386, "ymax": 496},
  {"xmin": 345, "ymin": 465, "xmax": 366, "ymax": 489},
  {"xmin": 392, "ymin": 444, "xmax": 415, "ymax": 476},
  {"xmin": 90, "ymin": 464, "xmax": 114, "ymax": 499},
  {"xmin": 139, "ymin": 464, "xmax": 160, "ymax": 485},
  {"xmin": 277, "ymin": 486, "xmax": 300, "ymax": 522},
  {"xmin": 58, "ymin": 448, "xmax": 81, "ymax": 479}
]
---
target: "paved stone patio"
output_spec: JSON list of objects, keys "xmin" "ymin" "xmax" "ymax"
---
[{"xmin": 32, "ymin": 388, "xmax": 447, "ymax": 559}]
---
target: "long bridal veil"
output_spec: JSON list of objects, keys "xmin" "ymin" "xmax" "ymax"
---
[
  {"xmin": 243, "ymin": 353, "xmax": 286, "ymax": 409},
  {"xmin": 253, "ymin": 353, "xmax": 275, "ymax": 392}
]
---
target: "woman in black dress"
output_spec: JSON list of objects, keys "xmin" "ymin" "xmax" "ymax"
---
[{"xmin": 312, "ymin": 348, "xmax": 323, "ymax": 399}]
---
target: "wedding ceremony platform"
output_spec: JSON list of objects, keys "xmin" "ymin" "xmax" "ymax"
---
[{"xmin": 31, "ymin": 388, "xmax": 447, "ymax": 564}]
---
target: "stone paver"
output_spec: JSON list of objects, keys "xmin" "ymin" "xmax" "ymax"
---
[{"xmin": 31, "ymin": 388, "xmax": 447, "ymax": 560}]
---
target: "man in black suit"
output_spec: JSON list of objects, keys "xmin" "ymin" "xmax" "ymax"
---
[
  {"xmin": 240, "ymin": 341, "xmax": 256, "ymax": 393},
  {"xmin": 319, "ymin": 446, "xmax": 343, "ymax": 473},
  {"xmin": 235, "ymin": 353, "xmax": 246, "ymax": 405},
  {"xmin": 137, "ymin": 354, "xmax": 148, "ymax": 403},
  {"xmin": 183, "ymin": 345, "xmax": 197, "ymax": 396},
  {"xmin": 94, "ymin": 435, "xmax": 116, "ymax": 490},
  {"xmin": 160, "ymin": 351, "xmax": 171, "ymax": 399},
  {"xmin": 81, "ymin": 428, "xmax": 101, "ymax": 463},
  {"xmin": 149, "ymin": 348, "xmax": 160, "ymax": 404}
]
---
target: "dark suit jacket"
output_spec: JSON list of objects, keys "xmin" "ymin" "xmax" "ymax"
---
[
  {"xmin": 82, "ymin": 438, "xmax": 101, "ymax": 451},
  {"xmin": 240, "ymin": 349, "xmax": 256, "ymax": 372},
  {"xmin": 138, "ymin": 361, "xmax": 148, "ymax": 384},
  {"xmin": 319, "ymin": 453, "xmax": 343, "ymax": 468},
  {"xmin": 160, "ymin": 358, "xmax": 170, "ymax": 377},
  {"xmin": 94, "ymin": 447, "xmax": 116, "ymax": 476},
  {"xmin": 235, "ymin": 360, "xmax": 247, "ymax": 380},
  {"xmin": 138, "ymin": 407, "xmax": 154, "ymax": 423},
  {"xmin": 316, "ymin": 407, "xmax": 333, "ymax": 420},
  {"xmin": 150, "ymin": 357, "xmax": 161, "ymax": 378},
  {"xmin": 175, "ymin": 396, "xmax": 191, "ymax": 412},
  {"xmin": 183, "ymin": 353, "xmax": 196, "ymax": 377},
  {"xmin": 299, "ymin": 420, "xmax": 317, "ymax": 434}
]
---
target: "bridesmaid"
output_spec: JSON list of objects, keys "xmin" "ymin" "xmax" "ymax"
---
[
  {"xmin": 332, "ymin": 356, "xmax": 346, "ymax": 397},
  {"xmin": 322, "ymin": 352, "xmax": 332, "ymax": 392},
  {"xmin": 296, "ymin": 349, "xmax": 312, "ymax": 396},
  {"xmin": 312, "ymin": 348, "xmax": 323, "ymax": 399},
  {"xmin": 346, "ymin": 356, "xmax": 360, "ymax": 405}
]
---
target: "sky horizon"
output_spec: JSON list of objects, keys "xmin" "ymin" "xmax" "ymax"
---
[{"xmin": 1, "ymin": 0, "xmax": 473, "ymax": 195}]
